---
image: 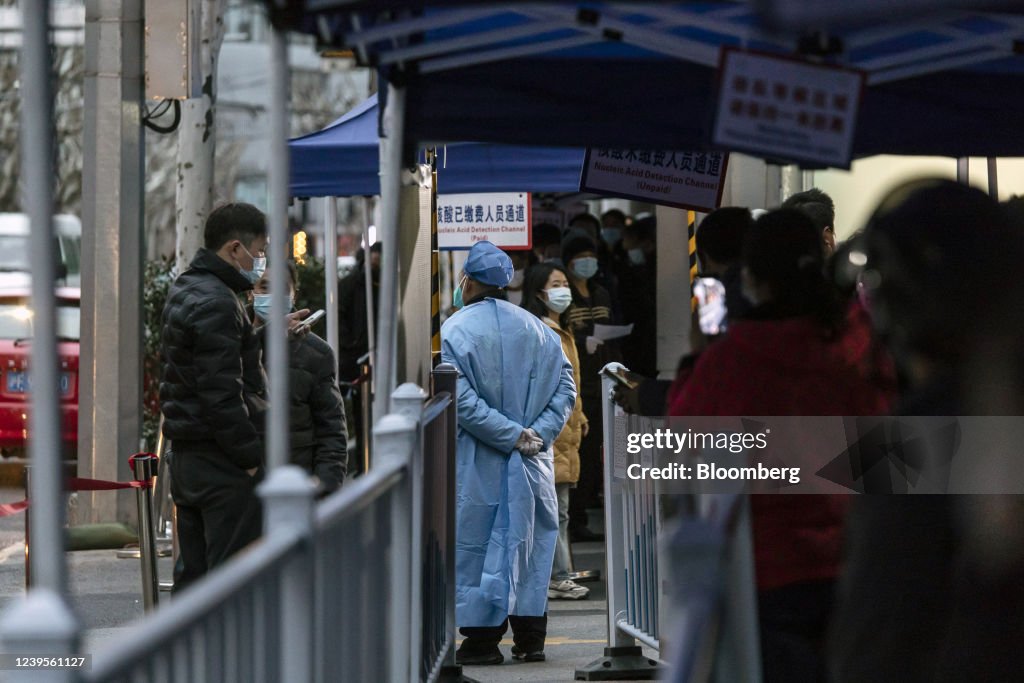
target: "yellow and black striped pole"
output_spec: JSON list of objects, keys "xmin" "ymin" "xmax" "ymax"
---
[
  {"xmin": 429, "ymin": 148, "xmax": 442, "ymax": 366},
  {"xmin": 688, "ymin": 210, "xmax": 698, "ymax": 311}
]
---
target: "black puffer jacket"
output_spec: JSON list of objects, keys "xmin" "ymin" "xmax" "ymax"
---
[
  {"xmin": 159, "ymin": 248, "xmax": 264, "ymax": 470},
  {"xmin": 285, "ymin": 332, "xmax": 348, "ymax": 493}
]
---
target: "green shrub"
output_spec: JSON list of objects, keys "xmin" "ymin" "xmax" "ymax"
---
[
  {"xmin": 295, "ymin": 258, "xmax": 326, "ymax": 318},
  {"xmin": 142, "ymin": 258, "xmax": 176, "ymax": 452}
]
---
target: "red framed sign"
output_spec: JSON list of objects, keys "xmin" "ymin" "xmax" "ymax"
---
[{"xmin": 713, "ymin": 47, "xmax": 866, "ymax": 168}]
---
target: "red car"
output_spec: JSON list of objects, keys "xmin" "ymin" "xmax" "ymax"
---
[{"xmin": 0, "ymin": 288, "xmax": 79, "ymax": 458}]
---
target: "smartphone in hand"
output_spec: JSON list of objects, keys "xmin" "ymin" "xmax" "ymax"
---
[
  {"xmin": 294, "ymin": 309, "xmax": 325, "ymax": 332},
  {"xmin": 601, "ymin": 366, "xmax": 639, "ymax": 390},
  {"xmin": 693, "ymin": 277, "xmax": 728, "ymax": 335}
]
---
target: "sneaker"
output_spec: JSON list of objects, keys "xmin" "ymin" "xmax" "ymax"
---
[
  {"xmin": 510, "ymin": 645, "xmax": 546, "ymax": 662},
  {"xmin": 548, "ymin": 578, "xmax": 590, "ymax": 600},
  {"xmin": 455, "ymin": 647, "xmax": 504, "ymax": 666}
]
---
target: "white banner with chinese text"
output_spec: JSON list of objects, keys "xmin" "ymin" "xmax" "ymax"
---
[
  {"xmin": 437, "ymin": 192, "xmax": 532, "ymax": 250},
  {"xmin": 579, "ymin": 149, "xmax": 728, "ymax": 212}
]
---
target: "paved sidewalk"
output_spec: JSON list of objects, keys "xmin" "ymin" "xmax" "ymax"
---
[
  {"xmin": 0, "ymin": 487, "xmax": 174, "ymax": 653},
  {"xmin": 459, "ymin": 541, "xmax": 660, "ymax": 683}
]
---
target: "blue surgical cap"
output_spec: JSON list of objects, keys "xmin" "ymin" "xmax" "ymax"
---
[{"xmin": 464, "ymin": 240, "xmax": 514, "ymax": 288}]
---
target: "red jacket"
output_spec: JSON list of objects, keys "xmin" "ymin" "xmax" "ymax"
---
[{"xmin": 669, "ymin": 314, "xmax": 890, "ymax": 591}]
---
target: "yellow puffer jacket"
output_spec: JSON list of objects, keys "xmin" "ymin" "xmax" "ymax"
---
[{"xmin": 545, "ymin": 317, "xmax": 587, "ymax": 484}]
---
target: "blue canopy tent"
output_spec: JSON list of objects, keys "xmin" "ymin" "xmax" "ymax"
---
[
  {"xmin": 278, "ymin": 2, "xmax": 1024, "ymax": 158},
  {"xmin": 288, "ymin": 95, "xmax": 585, "ymax": 384},
  {"xmin": 288, "ymin": 94, "xmax": 586, "ymax": 197},
  {"xmin": 264, "ymin": 3, "xmax": 1024, "ymax": 679}
]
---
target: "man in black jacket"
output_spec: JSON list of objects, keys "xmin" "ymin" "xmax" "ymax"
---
[{"xmin": 160, "ymin": 203, "xmax": 271, "ymax": 592}]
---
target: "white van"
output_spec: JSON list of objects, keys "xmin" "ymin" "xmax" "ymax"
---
[{"xmin": 0, "ymin": 213, "xmax": 82, "ymax": 289}]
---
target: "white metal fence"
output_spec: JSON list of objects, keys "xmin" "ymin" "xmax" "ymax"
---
[
  {"xmin": 1, "ymin": 375, "xmax": 457, "ymax": 683},
  {"xmin": 576, "ymin": 365, "xmax": 762, "ymax": 682}
]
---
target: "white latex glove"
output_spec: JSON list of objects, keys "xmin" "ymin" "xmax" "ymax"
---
[{"xmin": 515, "ymin": 428, "xmax": 544, "ymax": 456}]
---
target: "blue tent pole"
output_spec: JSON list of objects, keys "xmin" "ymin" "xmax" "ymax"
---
[
  {"xmin": 324, "ymin": 197, "xmax": 340, "ymax": 361},
  {"xmin": 362, "ymin": 197, "xmax": 376, "ymax": 375},
  {"xmin": 23, "ymin": 0, "xmax": 65, "ymax": 592},
  {"xmin": 957, "ymin": 158, "xmax": 969, "ymax": 185},
  {"xmin": 987, "ymin": 158, "xmax": 999, "ymax": 199},
  {"xmin": 266, "ymin": 22, "xmax": 291, "ymax": 472},
  {"xmin": 0, "ymin": 0, "xmax": 80, "ymax": 663},
  {"xmin": 373, "ymin": 83, "xmax": 405, "ymax": 424}
]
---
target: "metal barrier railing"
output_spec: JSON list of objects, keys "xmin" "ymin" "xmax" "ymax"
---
[
  {"xmin": 576, "ymin": 370, "xmax": 665, "ymax": 680},
  {"xmin": 576, "ymin": 364, "xmax": 762, "ymax": 682},
  {"xmin": 421, "ymin": 364, "xmax": 458, "ymax": 680},
  {"xmin": 312, "ymin": 457, "xmax": 410, "ymax": 682},
  {"xmin": 2, "ymin": 378, "xmax": 458, "ymax": 683},
  {"xmin": 85, "ymin": 530, "xmax": 296, "ymax": 682}
]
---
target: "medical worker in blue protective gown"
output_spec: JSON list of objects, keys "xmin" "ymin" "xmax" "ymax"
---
[{"xmin": 444, "ymin": 241, "xmax": 577, "ymax": 666}]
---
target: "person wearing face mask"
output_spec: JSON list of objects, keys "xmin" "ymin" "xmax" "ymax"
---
[
  {"xmin": 561, "ymin": 231, "xmax": 619, "ymax": 543},
  {"xmin": 160, "ymin": 203, "xmax": 309, "ymax": 593},
  {"xmin": 521, "ymin": 263, "xmax": 590, "ymax": 601},
  {"xmin": 571, "ymin": 212, "xmax": 623, "ymax": 319},
  {"xmin": 251, "ymin": 264, "xmax": 348, "ymax": 498},
  {"xmin": 600, "ymin": 208, "xmax": 627, "ymax": 250},
  {"xmin": 445, "ymin": 241, "xmax": 576, "ymax": 665},
  {"xmin": 501, "ymin": 248, "xmax": 535, "ymax": 306},
  {"xmin": 616, "ymin": 216, "xmax": 658, "ymax": 378}
]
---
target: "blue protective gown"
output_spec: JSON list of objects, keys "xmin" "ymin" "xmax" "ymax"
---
[{"xmin": 441, "ymin": 297, "xmax": 576, "ymax": 627}]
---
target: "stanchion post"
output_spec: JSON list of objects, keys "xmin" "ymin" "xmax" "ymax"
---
[
  {"xmin": 23, "ymin": 465, "xmax": 31, "ymax": 590},
  {"xmin": 392, "ymin": 383, "xmax": 427, "ymax": 424},
  {"xmin": 131, "ymin": 455, "xmax": 159, "ymax": 611},
  {"xmin": 431, "ymin": 364, "xmax": 466, "ymax": 680},
  {"xmin": 374, "ymin": 412, "xmax": 418, "ymax": 683},
  {"xmin": 360, "ymin": 357, "xmax": 372, "ymax": 472},
  {"xmin": 260, "ymin": 466, "xmax": 316, "ymax": 683}
]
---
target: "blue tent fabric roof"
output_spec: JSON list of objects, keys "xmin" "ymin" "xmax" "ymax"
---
[
  {"xmin": 390, "ymin": 57, "xmax": 1024, "ymax": 159},
  {"xmin": 288, "ymin": 94, "xmax": 586, "ymax": 197},
  {"xmin": 279, "ymin": 2, "xmax": 1024, "ymax": 162}
]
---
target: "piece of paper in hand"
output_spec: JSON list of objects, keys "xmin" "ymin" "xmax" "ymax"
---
[
  {"xmin": 593, "ymin": 323, "xmax": 634, "ymax": 341},
  {"xmin": 586, "ymin": 336, "xmax": 604, "ymax": 355}
]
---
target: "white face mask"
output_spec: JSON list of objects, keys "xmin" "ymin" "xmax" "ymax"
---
[
  {"xmin": 509, "ymin": 271, "xmax": 525, "ymax": 289},
  {"xmin": 543, "ymin": 286, "xmax": 573, "ymax": 314}
]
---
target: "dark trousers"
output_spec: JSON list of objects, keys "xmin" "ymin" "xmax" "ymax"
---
[
  {"xmin": 758, "ymin": 579, "xmax": 835, "ymax": 683},
  {"xmin": 346, "ymin": 387, "xmax": 366, "ymax": 478},
  {"xmin": 459, "ymin": 615, "xmax": 547, "ymax": 653},
  {"xmin": 569, "ymin": 402, "xmax": 603, "ymax": 532},
  {"xmin": 169, "ymin": 445, "xmax": 263, "ymax": 594}
]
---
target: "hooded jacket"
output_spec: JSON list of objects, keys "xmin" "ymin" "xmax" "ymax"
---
[
  {"xmin": 159, "ymin": 248, "xmax": 264, "ymax": 471},
  {"xmin": 669, "ymin": 314, "xmax": 890, "ymax": 591},
  {"xmin": 544, "ymin": 317, "xmax": 587, "ymax": 484}
]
